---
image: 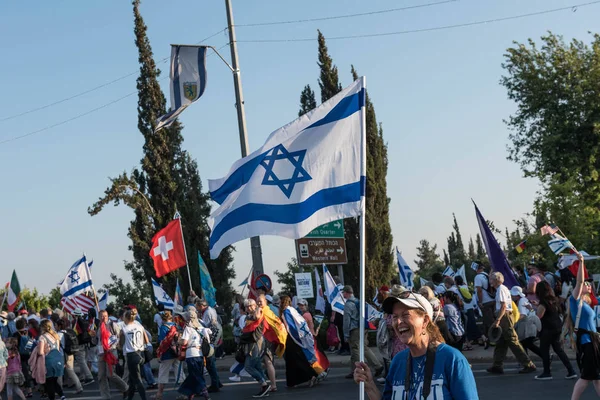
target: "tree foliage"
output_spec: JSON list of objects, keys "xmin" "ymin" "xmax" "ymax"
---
[
  {"xmin": 298, "ymin": 85, "xmax": 317, "ymax": 117},
  {"xmin": 88, "ymin": 0, "xmax": 234, "ymax": 314},
  {"xmin": 414, "ymin": 240, "xmax": 444, "ymax": 278}
]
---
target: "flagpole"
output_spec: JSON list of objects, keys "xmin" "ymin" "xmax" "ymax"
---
[
  {"xmin": 84, "ymin": 254, "xmax": 101, "ymax": 310},
  {"xmin": 175, "ymin": 212, "xmax": 194, "ymax": 292},
  {"xmin": 240, "ymin": 267, "xmax": 253, "ymax": 297},
  {"xmin": 224, "ymin": 0, "xmax": 265, "ymax": 275},
  {"xmin": 358, "ymin": 76, "xmax": 367, "ymax": 400}
]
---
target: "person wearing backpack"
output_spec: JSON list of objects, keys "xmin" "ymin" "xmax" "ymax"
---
[
  {"xmin": 96, "ymin": 310, "xmax": 128, "ymax": 400},
  {"xmin": 71, "ymin": 308, "xmax": 95, "ymax": 386},
  {"xmin": 12, "ymin": 318, "xmax": 34, "ymax": 398},
  {"xmin": 56, "ymin": 319, "xmax": 83, "ymax": 394},
  {"xmin": 475, "ymin": 264, "xmax": 496, "ymax": 348},
  {"xmin": 455, "ymin": 276, "xmax": 481, "ymax": 351}
]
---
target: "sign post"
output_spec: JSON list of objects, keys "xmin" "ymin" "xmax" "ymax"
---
[{"xmin": 295, "ymin": 220, "xmax": 347, "ymax": 266}]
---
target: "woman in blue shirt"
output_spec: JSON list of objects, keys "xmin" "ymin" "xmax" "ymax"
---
[
  {"xmin": 567, "ymin": 254, "xmax": 600, "ymax": 400},
  {"xmin": 354, "ymin": 291, "xmax": 478, "ymax": 400}
]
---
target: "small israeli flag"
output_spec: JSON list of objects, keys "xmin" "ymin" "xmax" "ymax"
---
[
  {"xmin": 442, "ymin": 265, "xmax": 455, "ymax": 277},
  {"xmin": 470, "ymin": 262, "xmax": 479, "ymax": 272},
  {"xmin": 323, "ymin": 265, "xmax": 346, "ymax": 314},
  {"xmin": 208, "ymin": 78, "xmax": 366, "ymax": 259},
  {"xmin": 396, "ymin": 247, "xmax": 414, "ymax": 289},
  {"xmin": 151, "ymin": 278, "xmax": 175, "ymax": 309},
  {"xmin": 548, "ymin": 235, "xmax": 574, "ymax": 255},
  {"xmin": 98, "ymin": 290, "xmax": 109, "ymax": 311},
  {"xmin": 155, "ymin": 45, "xmax": 208, "ymax": 132}
]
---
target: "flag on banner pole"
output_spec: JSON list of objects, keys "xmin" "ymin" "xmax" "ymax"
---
[
  {"xmin": 174, "ymin": 278, "xmax": 184, "ymax": 307},
  {"xmin": 442, "ymin": 266, "xmax": 455, "ymax": 277},
  {"xmin": 314, "ymin": 268, "xmax": 326, "ymax": 314},
  {"xmin": 7, "ymin": 270, "xmax": 21, "ymax": 312},
  {"xmin": 420, "ymin": 278, "xmax": 430, "ymax": 287},
  {"xmin": 515, "ymin": 240, "xmax": 527, "ymax": 254},
  {"xmin": 152, "ymin": 278, "xmax": 175, "ymax": 309},
  {"xmin": 149, "ymin": 219, "xmax": 187, "ymax": 278},
  {"xmin": 396, "ymin": 247, "xmax": 414, "ymax": 289},
  {"xmin": 323, "ymin": 265, "xmax": 346, "ymax": 314},
  {"xmin": 456, "ymin": 265, "xmax": 467, "ymax": 282},
  {"xmin": 60, "ymin": 256, "xmax": 93, "ymax": 298},
  {"xmin": 207, "ymin": 79, "xmax": 366, "ymax": 259},
  {"xmin": 198, "ymin": 251, "xmax": 217, "ymax": 307},
  {"xmin": 155, "ymin": 45, "xmax": 208, "ymax": 132},
  {"xmin": 473, "ymin": 201, "xmax": 519, "ymax": 288},
  {"xmin": 97, "ymin": 291, "xmax": 108, "ymax": 311}
]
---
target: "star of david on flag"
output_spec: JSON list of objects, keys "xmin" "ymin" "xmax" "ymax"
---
[
  {"xmin": 208, "ymin": 78, "xmax": 366, "ymax": 259},
  {"xmin": 60, "ymin": 255, "xmax": 94, "ymax": 298},
  {"xmin": 152, "ymin": 278, "xmax": 175, "ymax": 309}
]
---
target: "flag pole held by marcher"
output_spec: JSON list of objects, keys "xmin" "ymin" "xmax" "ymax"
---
[{"xmin": 174, "ymin": 211, "xmax": 193, "ymax": 292}]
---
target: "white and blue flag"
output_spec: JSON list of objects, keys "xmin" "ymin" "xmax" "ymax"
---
[
  {"xmin": 396, "ymin": 247, "xmax": 414, "ymax": 289},
  {"xmin": 456, "ymin": 265, "xmax": 467, "ymax": 283},
  {"xmin": 208, "ymin": 78, "xmax": 366, "ymax": 259},
  {"xmin": 323, "ymin": 265, "xmax": 346, "ymax": 314},
  {"xmin": 152, "ymin": 278, "xmax": 175, "ymax": 309},
  {"xmin": 155, "ymin": 45, "xmax": 208, "ymax": 132},
  {"xmin": 98, "ymin": 290, "xmax": 109, "ymax": 311},
  {"xmin": 60, "ymin": 256, "xmax": 94, "ymax": 298},
  {"xmin": 442, "ymin": 266, "xmax": 455, "ymax": 277}
]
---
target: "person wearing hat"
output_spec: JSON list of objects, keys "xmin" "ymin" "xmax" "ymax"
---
[
  {"xmin": 0, "ymin": 311, "xmax": 9, "ymax": 340},
  {"xmin": 377, "ymin": 285, "xmax": 408, "ymax": 384},
  {"xmin": 342, "ymin": 285, "xmax": 382, "ymax": 380},
  {"xmin": 195, "ymin": 299, "xmax": 223, "ymax": 393},
  {"xmin": 354, "ymin": 291, "xmax": 479, "ymax": 399},
  {"xmin": 155, "ymin": 311, "xmax": 185, "ymax": 400},
  {"xmin": 510, "ymin": 286, "xmax": 541, "ymax": 358},
  {"xmin": 486, "ymin": 272, "xmax": 536, "ymax": 375}
]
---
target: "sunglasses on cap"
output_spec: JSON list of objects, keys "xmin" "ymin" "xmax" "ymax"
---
[{"xmin": 396, "ymin": 291, "xmax": 429, "ymax": 314}]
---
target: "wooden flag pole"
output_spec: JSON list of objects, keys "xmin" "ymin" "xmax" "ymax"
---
[
  {"xmin": 84, "ymin": 253, "xmax": 100, "ymax": 310},
  {"xmin": 175, "ymin": 211, "xmax": 193, "ymax": 293}
]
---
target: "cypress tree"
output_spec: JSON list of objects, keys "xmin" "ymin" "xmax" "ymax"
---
[
  {"xmin": 317, "ymin": 30, "xmax": 342, "ymax": 103},
  {"xmin": 88, "ymin": 0, "xmax": 234, "ymax": 311},
  {"xmin": 298, "ymin": 85, "xmax": 317, "ymax": 117},
  {"xmin": 468, "ymin": 237, "xmax": 476, "ymax": 261}
]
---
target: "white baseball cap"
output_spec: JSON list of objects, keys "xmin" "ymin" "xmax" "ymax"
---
[
  {"xmin": 510, "ymin": 286, "xmax": 526, "ymax": 297},
  {"xmin": 382, "ymin": 292, "xmax": 433, "ymax": 320}
]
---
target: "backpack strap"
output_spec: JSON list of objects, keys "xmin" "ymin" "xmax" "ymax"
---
[{"xmin": 403, "ymin": 342, "xmax": 439, "ymax": 400}]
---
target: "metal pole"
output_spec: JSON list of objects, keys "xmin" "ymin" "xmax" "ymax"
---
[
  {"xmin": 338, "ymin": 264, "xmax": 345, "ymax": 285},
  {"xmin": 175, "ymin": 212, "xmax": 194, "ymax": 291},
  {"xmin": 224, "ymin": 0, "xmax": 265, "ymax": 274},
  {"xmin": 358, "ymin": 76, "xmax": 367, "ymax": 400}
]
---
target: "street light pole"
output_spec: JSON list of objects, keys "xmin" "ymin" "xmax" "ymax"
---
[{"xmin": 224, "ymin": 0, "xmax": 265, "ymax": 275}]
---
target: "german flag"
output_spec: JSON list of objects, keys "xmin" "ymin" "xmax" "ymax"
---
[{"xmin": 515, "ymin": 240, "xmax": 527, "ymax": 254}]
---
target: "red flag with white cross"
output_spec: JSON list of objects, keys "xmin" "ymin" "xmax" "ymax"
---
[{"xmin": 150, "ymin": 219, "xmax": 187, "ymax": 278}]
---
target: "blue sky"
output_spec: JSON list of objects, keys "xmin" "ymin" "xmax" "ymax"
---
[{"xmin": 0, "ymin": 0, "xmax": 596, "ymax": 296}]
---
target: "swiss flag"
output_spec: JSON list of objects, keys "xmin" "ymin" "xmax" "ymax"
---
[{"xmin": 150, "ymin": 219, "xmax": 187, "ymax": 278}]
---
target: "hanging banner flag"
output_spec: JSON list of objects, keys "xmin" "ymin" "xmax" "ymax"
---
[
  {"xmin": 314, "ymin": 268, "xmax": 326, "ymax": 314},
  {"xmin": 155, "ymin": 45, "xmax": 208, "ymax": 132},
  {"xmin": 323, "ymin": 265, "xmax": 345, "ymax": 314},
  {"xmin": 149, "ymin": 219, "xmax": 187, "ymax": 278},
  {"xmin": 174, "ymin": 278, "xmax": 184, "ymax": 307},
  {"xmin": 207, "ymin": 79, "xmax": 366, "ymax": 259},
  {"xmin": 473, "ymin": 201, "xmax": 519, "ymax": 288},
  {"xmin": 442, "ymin": 266, "xmax": 455, "ymax": 277},
  {"xmin": 396, "ymin": 247, "xmax": 414, "ymax": 289},
  {"xmin": 152, "ymin": 278, "xmax": 175, "ymax": 309},
  {"xmin": 8, "ymin": 271, "xmax": 22, "ymax": 311},
  {"xmin": 295, "ymin": 272, "xmax": 314, "ymax": 299},
  {"xmin": 198, "ymin": 252, "xmax": 217, "ymax": 307},
  {"xmin": 60, "ymin": 256, "xmax": 93, "ymax": 298}
]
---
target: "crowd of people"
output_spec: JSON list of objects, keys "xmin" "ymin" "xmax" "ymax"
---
[{"xmin": 1, "ymin": 254, "xmax": 600, "ymax": 400}]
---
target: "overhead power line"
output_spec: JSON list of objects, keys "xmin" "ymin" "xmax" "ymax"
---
[
  {"xmin": 0, "ymin": 43, "xmax": 229, "ymax": 146},
  {"xmin": 236, "ymin": 1, "xmax": 600, "ymax": 43},
  {"xmin": 0, "ymin": 29, "xmax": 226, "ymax": 123},
  {"xmin": 234, "ymin": 0, "xmax": 457, "ymax": 27}
]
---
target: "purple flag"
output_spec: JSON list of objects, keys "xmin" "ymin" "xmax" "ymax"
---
[{"xmin": 473, "ymin": 201, "xmax": 520, "ymax": 288}]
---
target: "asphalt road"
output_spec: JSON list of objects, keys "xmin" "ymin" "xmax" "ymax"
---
[{"xmin": 53, "ymin": 363, "xmax": 598, "ymax": 400}]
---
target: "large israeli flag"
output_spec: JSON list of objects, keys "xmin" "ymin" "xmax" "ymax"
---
[
  {"xmin": 396, "ymin": 247, "xmax": 414, "ymax": 289},
  {"xmin": 208, "ymin": 78, "xmax": 366, "ymax": 258},
  {"xmin": 60, "ymin": 256, "xmax": 94, "ymax": 298},
  {"xmin": 155, "ymin": 45, "xmax": 208, "ymax": 132}
]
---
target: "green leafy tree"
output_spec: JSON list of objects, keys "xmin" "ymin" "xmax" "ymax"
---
[
  {"xmin": 103, "ymin": 274, "xmax": 154, "ymax": 327},
  {"xmin": 298, "ymin": 85, "xmax": 317, "ymax": 117},
  {"xmin": 468, "ymin": 237, "xmax": 476, "ymax": 261},
  {"xmin": 20, "ymin": 288, "xmax": 50, "ymax": 313},
  {"xmin": 48, "ymin": 288, "xmax": 62, "ymax": 309},
  {"xmin": 274, "ymin": 258, "xmax": 302, "ymax": 296},
  {"xmin": 88, "ymin": 0, "xmax": 234, "ymax": 313},
  {"xmin": 414, "ymin": 240, "xmax": 444, "ymax": 279},
  {"xmin": 475, "ymin": 234, "xmax": 486, "ymax": 261},
  {"xmin": 317, "ymin": 30, "xmax": 342, "ymax": 104}
]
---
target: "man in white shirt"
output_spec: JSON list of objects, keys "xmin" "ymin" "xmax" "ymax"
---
[
  {"xmin": 474, "ymin": 265, "xmax": 496, "ymax": 346},
  {"xmin": 486, "ymin": 272, "xmax": 536, "ymax": 375},
  {"xmin": 196, "ymin": 299, "xmax": 223, "ymax": 393}
]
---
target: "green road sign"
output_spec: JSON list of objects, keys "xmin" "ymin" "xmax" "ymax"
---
[{"xmin": 305, "ymin": 220, "xmax": 344, "ymax": 238}]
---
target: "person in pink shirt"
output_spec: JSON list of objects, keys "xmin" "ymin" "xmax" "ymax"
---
[
  {"xmin": 526, "ymin": 264, "xmax": 545, "ymax": 306},
  {"xmin": 6, "ymin": 337, "xmax": 27, "ymax": 400}
]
